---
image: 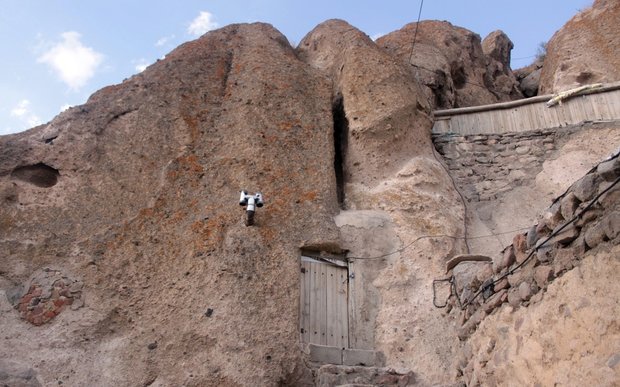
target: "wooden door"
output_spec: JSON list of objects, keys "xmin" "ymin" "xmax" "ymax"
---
[{"xmin": 300, "ymin": 256, "xmax": 349, "ymax": 348}]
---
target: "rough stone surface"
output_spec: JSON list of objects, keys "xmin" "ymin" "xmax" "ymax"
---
[
  {"xmin": 316, "ymin": 365, "xmax": 417, "ymax": 387},
  {"xmin": 463, "ymin": 246, "xmax": 620, "ymax": 386},
  {"xmin": 299, "ymin": 19, "xmax": 466, "ymax": 384},
  {"xmin": 534, "ymin": 266, "xmax": 554, "ymax": 289},
  {"xmin": 447, "ymin": 152, "xmax": 619, "ymax": 349},
  {"xmin": 494, "ymin": 246, "xmax": 515, "ymax": 273},
  {"xmin": 539, "ymin": 0, "xmax": 620, "ymax": 93},
  {"xmin": 342, "ymin": 349, "xmax": 385, "ymax": 367},
  {"xmin": 560, "ymin": 192, "xmax": 580, "ymax": 220},
  {"xmin": 482, "ymin": 30, "xmax": 513, "ymax": 68},
  {"xmin": 433, "ymin": 123, "xmax": 620, "ymax": 258},
  {"xmin": 0, "ymin": 361, "xmax": 41, "ymax": 387},
  {"xmin": 0, "ymin": 10, "xmax": 618, "ymax": 387},
  {"xmin": 584, "ymin": 220, "xmax": 608, "ymax": 249},
  {"xmin": 15, "ymin": 268, "xmax": 84, "ymax": 326},
  {"xmin": 308, "ymin": 344, "xmax": 343, "ymax": 365},
  {"xmin": 377, "ymin": 21, "xmax": 522, "ymax": 109},
  {"xmin": 597, "ymin": 158, "xmax": 620, "ymax": 181},
  {"xmin": 572, "ymin": 173, "xmax": 598, "ymax": 202},
  {"xmin": 453, "ymin": 262, "xmax": 492, "ymax": 305},
  {"xmin": 0, "ymin": 23, "xmax": 341, "ymax": 387},
  {"xmin": 514, "ymin": 60, "xmax": 543, "ymax": 97},
  {"xmin": 297, "ymin": 19, "xmax": 433, "ymax": 188},
  {"xmin": 517, "ymin": 281, "xmax": 533, "ymax": 301}
]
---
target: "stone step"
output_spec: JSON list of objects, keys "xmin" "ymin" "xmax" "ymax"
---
[
  {"xmin": 305, "ymin": 343, "xmax": 385, "ymax": 367},
  {"xmin": 316, "ymin": 365, "xmax": 415, "ymax": 387}
]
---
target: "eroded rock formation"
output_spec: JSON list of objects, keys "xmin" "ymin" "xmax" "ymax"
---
[
  {"xmin": 0, "ymin": 6, "xmax": 618, "ymax": 386},
  {"xmin": 539, "ymin": 0, "xmax": 620, "ymax": 93},
  {"xmin": 298, "ymin": 20, "xmax": 467, "ymax": 384},
  {"xmin": 377, "ymin": 21, "xmax": 522, "ymax": 109},
  {"xmin": 1, "ymin": 23, "xmax": 341, "ymax": 386}
]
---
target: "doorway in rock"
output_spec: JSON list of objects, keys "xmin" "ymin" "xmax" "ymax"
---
[{"xmin": 299, "ymin": 254, "xmax": 349, "ymax": 348}]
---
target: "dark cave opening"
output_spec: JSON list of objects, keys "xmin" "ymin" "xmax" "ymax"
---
[
  {"xmin": 11, "ymin": 163, "xmax": 60, "ymax": 188},
  {"xmin": 332, "ymin": 94, "xmax": 349, "ymax": 208}
]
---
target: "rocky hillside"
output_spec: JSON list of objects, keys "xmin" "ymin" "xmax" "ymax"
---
[
  {"xmin": 1, "ymin": 23, "xmax": 342, "ymax": 386},
  {"xmin": 377, "ymin": 21, "xmax": 522, "ymax": 109},
  {"xmin": 539, "ymin": 0, "xmax": 620, "ymax": 93},
  {"xmin": 1, "ymin": 3, "xmax": 619, "ymax": 386}
]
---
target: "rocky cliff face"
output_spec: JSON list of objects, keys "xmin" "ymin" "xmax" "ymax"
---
[
  {"xmin": 377, "ymin": 21, "xmax": 522, "ymax": 109},
  {"xmin": 539, "ymin": 0, "xmax": 620, "ymax": 93},
  {"xmin": 297, "ymin": 20, "xmax": 467, "ymax": 384},
  {"xmin": 0, "ymin": 23, "xmax": 341, "ymax": 386},
  {"xmin": 0, "ymin": 7, "xmax": 618, "ymax": 387}
]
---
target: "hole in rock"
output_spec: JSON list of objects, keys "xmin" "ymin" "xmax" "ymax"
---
[
  {"xmin": 332, "ymin": 94, "xmax": 349, "ymax": 208},
  {"xmin": 11, "ymin": 163, "xmax": 60, "ymax": 188},
  {"xmin": 450, "ymin": 65, "xmax": 467, "ymax": 89}
]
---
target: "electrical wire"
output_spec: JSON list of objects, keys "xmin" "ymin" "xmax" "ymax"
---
[
  {"xmin": 511, "ymin": 55, "xmax": 537, "ymax": 61},
  {"xmin": 347, "ymin": 226, "xmax": 531, "ymax": 260},
  {"xmin": 431, "ymin": 142, "xmax": 471, "ymax": 253},
  {"xmin": 457, "ymin": 174, "xmax": 620, "ymax": 310},
  {"xmin": 408, "ymin": 0, "xmax": 425, "ymax": 65}
]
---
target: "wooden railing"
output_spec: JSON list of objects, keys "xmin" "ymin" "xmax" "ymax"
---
[{"xmin": 432, "ymin": 82, "xmax": 620, "ymax": 135}]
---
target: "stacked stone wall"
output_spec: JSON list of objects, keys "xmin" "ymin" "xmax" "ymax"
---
[
  {"xmin": 447, "ymin": 153, "xmax": 619, "ymax": 343},
  {"xmin": 432, "ymin": 128, "xmax": 574, "ymax": 202}
]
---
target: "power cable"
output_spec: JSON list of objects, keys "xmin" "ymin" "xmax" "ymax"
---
[
  {"xmin": 511, "ymin": 55, "xmax": 537, "ymax": 61},
  {"xmin": 431, "ymin": 142, "xmax": 471, "ymax": 253},
  {"xmin": 346, "ymin": 226, "xmax": 530, "ymax": 261},
  {"xmin": 408, "ymin": 0, "xmax": 425, "ymax": 64},
  {"xmin": 456, "ymin": 174, "xmax": 620, "ymax": 310},
  {"xmin": 410, "ymin": 63, "xmax": 496, "ymax": 93}
]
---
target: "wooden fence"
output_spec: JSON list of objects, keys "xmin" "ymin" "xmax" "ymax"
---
[{"xmin": 432, "ymin": 82, "xmax": 620, "ymax": 135}]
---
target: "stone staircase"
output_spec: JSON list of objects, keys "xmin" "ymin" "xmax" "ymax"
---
[{"xmin": 303, "ymin": 344, "xmax": 464, "ymax": 387}]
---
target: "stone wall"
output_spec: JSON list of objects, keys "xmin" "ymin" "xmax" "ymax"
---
[
  {"xmin": 433, "ymin": 128, "xmax": 560, "ymax": 202},
  {"xmin": 432, "ymin": 122, "xmax": 620, "ymax": 258},
  {"xmin": 445, "ymin": 153, "xmax": 620, "ymax": 385}
]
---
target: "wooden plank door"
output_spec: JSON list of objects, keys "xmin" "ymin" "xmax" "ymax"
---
[{"xmin": 300, "ymin": 257, "xmax": 349, "ymax": 348}]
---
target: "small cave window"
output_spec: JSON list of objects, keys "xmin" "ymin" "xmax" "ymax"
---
[{"xmin": 11, "ymin": 163, "xmax": 60, "ymax": 188}]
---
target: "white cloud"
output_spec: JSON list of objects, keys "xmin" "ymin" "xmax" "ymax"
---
[
  {"xmin": 60, "ymin": 104, "xmax": 72, "ymax": 112},
  {"xmin": 10, "ymin": 99, "xmax": 42, "ymax": 128},
  {"xmin": 37, "ymin": 31, "xmax": 103, "ymax": 90},
  {"xmin": 371, "ymin": 33, "xmax": 385, "ymax": 41},
  {"xmin": 27, "ymin": 115, "xmax": 42, "ymax": 127},
  {"xmin": 11, "ymin": 99, "xmax": 30, "ymax": 117},
  {"xmin": 132, "ymin": 58, "xmax": 150, "ymax": 73},
  {"xmin": 188, "ymin": 11, "xmax": 218, "ymax": 36},
  {"xmin": 156, "ymin": 35, "xmax": 175, "ymax": 47}
]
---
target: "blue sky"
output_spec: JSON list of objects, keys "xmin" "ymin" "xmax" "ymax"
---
[{"xmin": 1, "ymin": 0, "xmax": 592, "ymax": 135}]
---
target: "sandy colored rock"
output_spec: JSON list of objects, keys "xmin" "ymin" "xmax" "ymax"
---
[
  {"xmin": 0, "ymin": 8, "xmax": 618, "ymax": 387},
  {"xmin": 298, "ymin": 20, "xmax": 466, "ymax": 383},
  {"xmin": 377, "ymin": 21, "xmax": 522, "ymax": 109},
  {"xmin": 482, "ymin": 30, "xmax": 513, "ymax": 68},
  {"xmin": 539, "ymin": 0, "xmax": 620, "ymax": 93},
  {"xmin": 464, "ymin": 245, "xmax": 620, "ymax": 386},
  {"xmin": 514, "ymin": 60, "xmax": 543, "ymax": 97},
  {"xmin": 0, "ymin": 23, "xmax": 340, "ymax": 386},
  {"xmin": 297, "ymin": 19, "xmax": 433, "ymax": 189}
]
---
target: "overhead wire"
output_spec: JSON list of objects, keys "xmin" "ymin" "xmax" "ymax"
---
[
  {"xmin": 346, "ymin": 226, "xmax": 530, "ymax": 260},
  {"xmin": 405, "ymin": 0, "xmax": 472, "ymax": 255},
  {"xmin": 431, "ymin": 139, "xmax": 471, "ymax": 254},
  {"xmin": 408, "ymin": 0, "xmax": 425, "ymax": 65},
  {"xmin": 456, "ymin": 174, "xmax": 620, "ymax": 310}
]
